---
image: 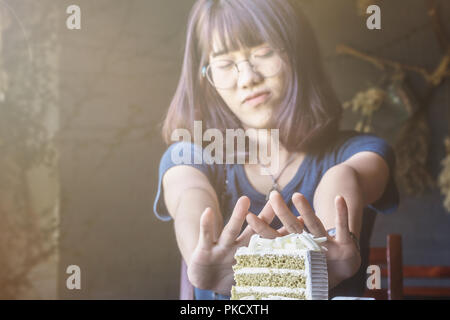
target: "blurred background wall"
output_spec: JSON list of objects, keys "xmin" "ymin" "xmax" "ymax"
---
[
  {"xmin": 57, "ymin": 0, "xmax": 194, "ymax": 299},
  {"xmin": 0, "ymin": 0, "xmax": 449, "ymax": 299},
  {"xmin": 0, "ymin": 0, "xmax": 59, "ymax": 299}
]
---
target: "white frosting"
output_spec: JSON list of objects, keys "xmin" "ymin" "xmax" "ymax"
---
[
  {"xmin": 236, "ymin": 232, "xmax": 327, "ymax": 255},
  {"xmin": 304, "ymin": 250, "xmax": 329, "ymax": 300},
  {"xmin": 235, "ymin": 248, "xmax": 307, "ymax": 257},
  {"xmin": 234, "ymin": 267, "xmax": 305, "ymax": 276}
]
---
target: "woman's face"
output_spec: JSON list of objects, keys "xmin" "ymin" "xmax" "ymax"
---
[{"xmin": 208, "ymin": 39, "xmax": 287, "ymax": 129}]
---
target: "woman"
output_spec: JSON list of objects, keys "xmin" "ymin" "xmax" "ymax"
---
[{"xmin": 153, "ymin": 0, "xmax": 399, "ymax": 300}]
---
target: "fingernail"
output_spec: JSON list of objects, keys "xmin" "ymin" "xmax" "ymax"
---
[
  {"xmin": 270, "ymin": 190, "xmax": 279, "ymax": 198},
  {"xmin": 292, "ymin": 192, "xmax": 303, "ymax": 200}
]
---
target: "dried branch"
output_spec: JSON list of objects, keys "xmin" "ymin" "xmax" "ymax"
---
[
  {"xmin": 336, "ymin": 44, "xmax": 450, "ymax": 85},
  {"xmin": 426, "ymin": 0, "xmax": 450, "ymax": 52}
]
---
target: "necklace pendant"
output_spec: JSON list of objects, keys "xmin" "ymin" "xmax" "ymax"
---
[{"xmin": 266, "ymin": 184, "xmax": 279, "ymax": 201}]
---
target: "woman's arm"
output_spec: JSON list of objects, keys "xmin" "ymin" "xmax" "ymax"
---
[
  {"xmin": 162, "ymin": 165, "xmax": 257, "ymax": 294},
  {"xmin": 313, "ymin": 151, "xmax": 390, "ymax": 239},
  {"xmin": 163, "ymin": 165, "xmax": 223, "ymax": 266},
  {"xmin": 313, "ymin": 151, "xmax": 390, "ymax": 286}
]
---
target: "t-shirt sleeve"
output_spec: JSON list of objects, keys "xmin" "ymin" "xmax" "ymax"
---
[
  {"xmin": 153, "ymin": 142, "xmax": 217, "ymax": 221},
  {"xmin": 336, "ymin": 132, "xmax": 399, "ymax": 214}
]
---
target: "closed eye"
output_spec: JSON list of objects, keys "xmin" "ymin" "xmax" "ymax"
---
[
  {"xmin": 212, "ymin": 60, "xmax": 234, "ymax": 69},
  {"xmin": 254, "ymin": 48, "xmax": 275, "ymax": 58}
]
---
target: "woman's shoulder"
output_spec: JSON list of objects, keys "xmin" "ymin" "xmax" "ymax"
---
[
  {"xmin": 158, "ymin": 141, "xmax": 223, "ymax": 185},
  {"xmin": 307, "ymin": 129, "xmax": 393, "ymax": 165},
  {"xmin": 329, "ymin": 129, "xmax": 394, "ymax": 166},
  {"xmin": 160, "ymin": 141, "xmax": 206, "ymax": 166}
]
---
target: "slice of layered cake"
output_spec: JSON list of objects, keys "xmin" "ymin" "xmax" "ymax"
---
[{"xmin": 231, "ymin": 232, "xmax": 328, "ymax": 300}]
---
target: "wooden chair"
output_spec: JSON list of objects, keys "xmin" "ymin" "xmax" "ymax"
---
[
  {"xmin": 364, "ymin": 234, "xmax": 403, "ymax": 300},
  {"xmin": 365, "ymin": 234, "xmax": 450, "ymax": 300},
  {"xmin": 402, "ymin": 266, "xmax": 450, "ymax": 298}
]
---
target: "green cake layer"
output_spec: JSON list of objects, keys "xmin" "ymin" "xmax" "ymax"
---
[
  {"xmin": 234, "ymin": 272, "xmax": 306, "ymax": 288},
  {"xmin": 233, "ymin": 254, "xmax": 305, "ymax": 270}
]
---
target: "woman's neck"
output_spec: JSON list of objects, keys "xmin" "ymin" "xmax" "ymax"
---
[{"xmin": 245, "ymin": 127, "xmax": 299, "ymax": 175}]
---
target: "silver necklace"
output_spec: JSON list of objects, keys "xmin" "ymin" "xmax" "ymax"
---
[{"xmin": 259, "ymin": 153, "xmax": 298, "ymax": 201}]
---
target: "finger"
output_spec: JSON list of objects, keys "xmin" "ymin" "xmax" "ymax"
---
[
  {"xmin": 219, "ymin": 196, "xmax": 250, "ymax": 247},
  {"xmin": 198, "ymin": 207, "xmax": 215, "ymax": 250},
  {"xmin": 277, "ymin": 216, "xmax": 304, "ymax": 235},
  {"xmin": 277, "ymin": 228, "xmax": 289, "ymax": 236},
  {"xmin": 237, "ymin": 222, "xmax": 255, "ymax": 243},
  {"xmin": 269, "ymin": 191, "xmax": 303, "ymax": 234},
  {"xmin": 237, "ymin": 201, "xmax": 276, "ymax": 243},
  {"xmin": 335, "ymin": 195, "xmax": 352, "ymax": 243},
  {"xmin": 292, "ymin": 192, "xmax": 327, "ymax": 237},
  {"xmin": 246, "ymin": 212, "xmax": 280, "ymax": 239},
  {"xmin": 258, "ymin": 200, "xmax": 276, "ymax": 224}
]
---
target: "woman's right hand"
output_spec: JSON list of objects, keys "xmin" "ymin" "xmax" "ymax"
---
[{"xmin": 187, "ymin": 196, "xmax": 274, "ymax": 295}]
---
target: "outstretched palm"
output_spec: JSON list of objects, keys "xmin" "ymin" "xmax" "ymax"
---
[
  {"xmin": 246, "ymin": 191, "xmax": 361, "ymax": 287},
  {"xmin": 188, "ymin": 196, "xmax": 276, "ymax": 295}
]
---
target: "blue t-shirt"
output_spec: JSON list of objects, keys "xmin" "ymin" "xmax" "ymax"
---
[{"xmin": 153, "ymin": 130, "xmax": 399, "ymax": 299}]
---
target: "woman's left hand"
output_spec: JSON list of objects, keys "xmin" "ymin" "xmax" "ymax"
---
[{"xmin": 246, "ymin": 191, "xmax": 361, "ymax": 288}]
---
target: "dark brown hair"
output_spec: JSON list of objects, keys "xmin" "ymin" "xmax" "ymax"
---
[{"xmin": 162, "ymin": 0, "xmax": 342, "ymax": 152}]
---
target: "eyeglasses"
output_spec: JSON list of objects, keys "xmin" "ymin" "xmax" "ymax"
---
[{"xmin": 202, "ymin": 46, "xmax": 283, "ymax": 90}]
